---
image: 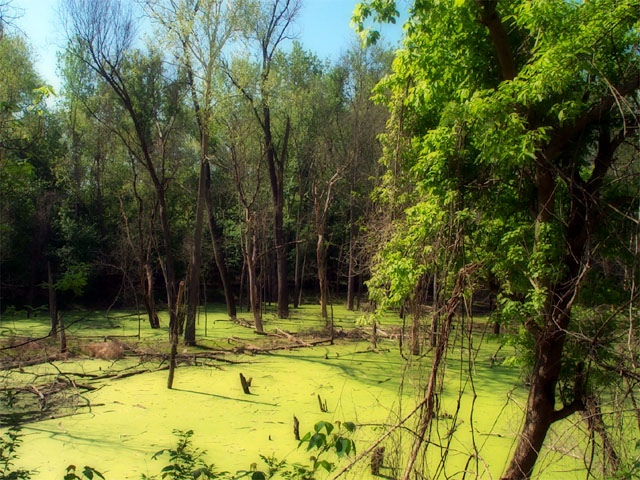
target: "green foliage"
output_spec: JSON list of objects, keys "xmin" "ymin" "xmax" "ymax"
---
[
  {"xmin": 0, "ymin": 426, "xmax": 32, "ymax": 480},
  {"xmin": 63, "ymin": 465, "xmax": 104, "ymax": 480},
  {"xmin": 351, "ymin": 0, "xmax": 399, "ymax": 46},
  {"xmin": 54, "ymin": 264, "xmax": 90, "ymax": 297},
  {"xmin": 293, "ymin": 420, "xmax": 356, "ymax": 477},
  {"xmin": 143, "ymin": 430, "xmax": 223, "ymax": 480},
  {"xmin": 606, "ymin": 440, "xmax": 640, "ymax": 480},
  {"xmin": 363, "ymin": 0, "xmax": 640, "ymax": 359}
]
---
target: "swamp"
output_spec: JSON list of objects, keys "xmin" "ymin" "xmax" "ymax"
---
[{"xmin": 1, "ymin": 0, "xmax": 639, "ymax": 479}]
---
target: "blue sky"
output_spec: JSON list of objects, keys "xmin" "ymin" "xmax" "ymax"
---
[{"xmin": 13, "ymin": 0, "xmax": 407, "ymax": 93}]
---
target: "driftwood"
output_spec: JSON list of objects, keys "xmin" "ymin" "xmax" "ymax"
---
[
  {"xmin": 0, "ymin": 354, "xmax": 62, "ymax": 370},
  {"xmin": 231, "ymin": 317, "xmax": 254, "ymax": 329},
  {"xmin": 275, "ymin": 328, "xmax": 312, "ymax": 347},
  {"xmin": 241, "ymin": 338, "xmax": 333, "ymax": 354}
]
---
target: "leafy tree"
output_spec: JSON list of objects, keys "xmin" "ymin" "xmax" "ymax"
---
[
  {"xmin": 144, "ymin": 0, "xmax": 245, "ymax": 342},
  {"xmin": 0, "ymin": 29, "xmax": 61, "ymax": 314},
  {"xmin": 356, "ymin": 0, "xmax": 640, "ymax": 478},
  {"xmin": 228, "ymin": 0, "xmax": 302, "ymax": 319}
]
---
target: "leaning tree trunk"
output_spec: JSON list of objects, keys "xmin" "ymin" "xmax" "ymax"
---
[{"xmin": 501, "ymin": 322, "xmax": 568, "ymax": 479}]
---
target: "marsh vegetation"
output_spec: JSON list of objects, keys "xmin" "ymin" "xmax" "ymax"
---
[{"xmin": 1, "ymin": 0, "xmax": 639, "ymax": 479}]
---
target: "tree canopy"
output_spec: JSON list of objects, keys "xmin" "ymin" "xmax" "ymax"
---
[{"xmin": 356, "ymin": 0, "xmax": 639, "ymax": 478}]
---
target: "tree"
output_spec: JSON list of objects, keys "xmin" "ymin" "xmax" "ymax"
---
[
  {"xmin": 229, "ymin": 0, "xmax": 301, "ymax": 319},
  {"xmin": 0, "ymin": 29, "xmax": 61, "ymax": 314},
  {"xmin": 216, "ymin": 93, "xmax": 268, "ymax": 332},
  {"xmin": 357, "ymin": 0, "xmax": 640, "ymax": 478},
  {"xmin": 338, "ymin": 42, "xmax": 391, "ymax": 311},
  {"xmin": 63, "ymin": 0, "xmax": 189, "ymax": 387},
  {"xmin": 144, "ymin": 0, "xmax": 243, "ymax": 344}
]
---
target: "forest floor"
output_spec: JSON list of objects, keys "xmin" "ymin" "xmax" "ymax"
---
[{"xmin": 0, "ymin": 303, "xmax": 594, "ymax": 479}]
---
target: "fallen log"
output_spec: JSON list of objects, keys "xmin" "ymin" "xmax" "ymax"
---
[{"xmin": 274, "ymin": 328, "xmax": 311, "ymax": 347}]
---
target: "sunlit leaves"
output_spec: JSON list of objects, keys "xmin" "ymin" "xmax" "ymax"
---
[{"xmin": 365, "ymin": 0, "xmax": 640, "ymax": 342}]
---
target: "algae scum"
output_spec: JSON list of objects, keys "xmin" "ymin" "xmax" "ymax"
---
[{"xmin": 1, "ymin": 306, "xmax": 590, "ymax": 479}]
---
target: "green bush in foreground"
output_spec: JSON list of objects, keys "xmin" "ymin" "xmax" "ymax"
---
[{"xmin": 1, "ymin": 421, "xmax": 355, "ymax": 480}]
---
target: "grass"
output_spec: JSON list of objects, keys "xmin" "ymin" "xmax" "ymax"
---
[{"xmin": 0, "ymin": 302, "xmax": 612, "ymax": 479}]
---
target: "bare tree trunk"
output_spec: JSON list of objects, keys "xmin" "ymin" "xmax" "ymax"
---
[
  {"xmin": 293, "ymin": 164, "xmax": 304, "ymax": 309},
  {"xmin": 58, "ymin": 313, "xmax": 67, "ymax": 354},
  {"xmin": 204, "ymin": 162, "xmax": 237, "ymax": 319},
  {"xmin": 582, "ymin": 395, "xmax": 620, "ymax": 475},
  {"xmin": 167, "ymin": 342, "xmax": 178, "ymax": 389},
  {"xmin": 184, "ymin": 157, "xmax": 207, "ymax": 345},
  {"xmin": 317, "ymin": 233, "xmax": 328, "ymax": 321},
  {"xmin": 429, "ymin": 273, "xmax": 439, "ymax": 347},
  {"xmin": 347, "ymin": 183, "xmax": 356, "ymax": 311},
  {"xmin": 47, "ymin": 261, "xmax": 58, "ymax": 336},
  {"xmin": 293, "ymin": 237, "xmax": 301, "ymax": 309},
  {"xmin": 248, "ymin": 236, "xmax": 263, "ymax": 332},
  {"xmin": 411, "ymin": 312, "xmax": 420, "ymax": 356},
  {"xmin": 298, "ymin": 249, "xmax": 306, "ymax": 307},
  {"xmin": 263, "ymin": 107, "xmax": 290, "ymax": 319},
  {"xmin": 143, "ymin": 263, "xmax": 160, "ymax": 328}
]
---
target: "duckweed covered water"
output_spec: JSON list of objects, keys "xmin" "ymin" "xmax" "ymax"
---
[{"xmin": 2, "ymin": 305, "xmax": 591, "ymax": 478}]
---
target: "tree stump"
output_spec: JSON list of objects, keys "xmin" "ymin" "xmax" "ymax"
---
[
  {"xmin": 371, "ymin": 446, "xmax": 385, "ymax": 476},
  {"xmin": 293, "ymin": 415, "xmax": 300, "ymax": 440},
  {"xmin": 317, "ymin": 394, "xmax": 327, "ymax": 412},
  {"xmin": 239, "ymin": 373, "xmax": 252, "ymax": 394}
]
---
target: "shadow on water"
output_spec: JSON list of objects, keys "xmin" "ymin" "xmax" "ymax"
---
[
  {"xmin": 171, "ymin": 388, "xmax": 278, "ymax": 406},
  {"xmin": 22, "ymin": 423, "xmax": 152, "ymax": 454}
]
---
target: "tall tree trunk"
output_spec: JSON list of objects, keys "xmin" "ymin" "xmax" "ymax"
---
[
  {"xmin": 58, "ymin": 313, "xmax": 67, "ymax": 354},
  {"xmin": 204, "ymin": 162, "xmax": 236, "ymax": 319},
  {"xmin": 156, "ymin": 190, "xmax": 179, "ymax": 346},
  {"xmin": 263, "ymin": 107, "xmax": 290, "ymax": 318},
  {"xmin": 293, "ymin": 237, "xmax": 301, "ymax": 309},
  {"xmin": 184, "ymin": 157, "xmax": 207, "ymax": 346},
  {"xmin": 317, "ymin": 232, "xmax": 328, "ymax": 321},
  {"xmin": 246, "ymin": 225, "xmax": 263, "ymax": 333},
  {"xmin": 346, "ymin": 193, "xmax": 357, "ymax": 311},
  {"xmin": 293, "ymin": 161, "xmax": 304, "ymax": 309},
  {"xmin": 94, "ymin": 149, "xmax": 105, "ymax": 238},
  {"xmin": 47, "ymin": 261, "xmax": 58, "ymax": 336},
  {"xmin": 143, "ymin": 263, "xmax": 160, "ymax": 329},
  {"xmin": 411, "ymin": 312, "xmax": 420, "ymax": 356},
  {"xmin": 274, "ymin": 197, "xmax": 289, "ymax": 317},
  {"xmin": 298, "ymin": 249, "xmax": 306, "ymax": 307}
]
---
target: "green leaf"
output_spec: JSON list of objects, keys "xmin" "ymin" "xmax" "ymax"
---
[
  {"xmin": 335, "ymin": 438, "xmax": 352, "ymax": 457},
  {"xmin": 307, "ymin": 433, "xmax": 326, "ymax": 451},
  {"xmin": 317, "ymin": 460, "xmax": 333, "ymax": 472},
  {"xmin": 343, "ymin": 422, "xmax": 356, "ymax": 433},
  {"xmin": 314, "ymin": 421, "xmax": 334, "ymax": 434}
]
